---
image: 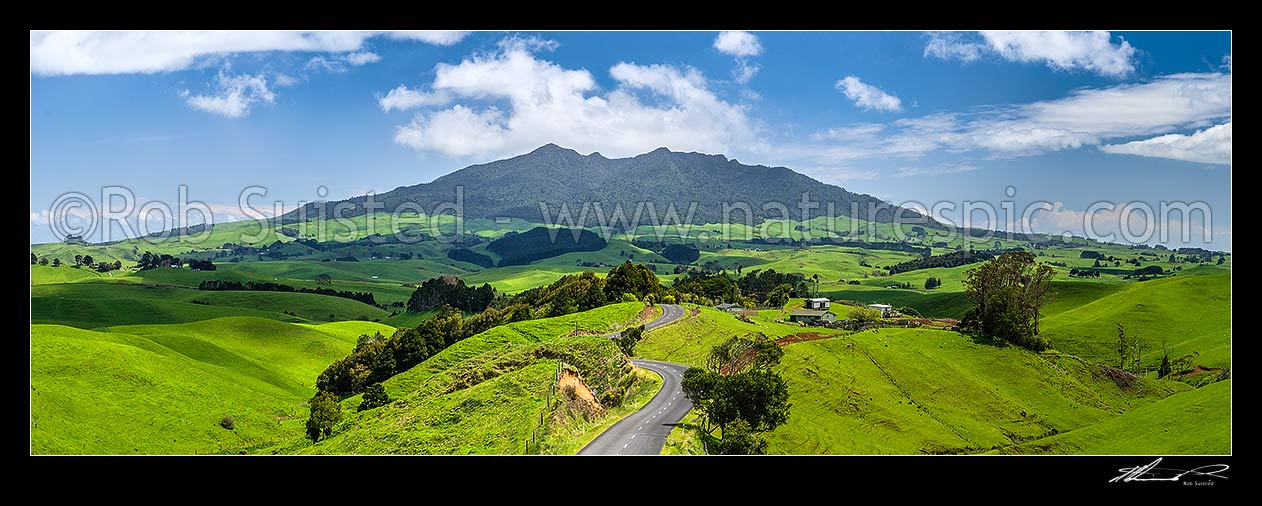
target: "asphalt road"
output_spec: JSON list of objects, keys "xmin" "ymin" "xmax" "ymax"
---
[{"xmin": 580, "ymin": 304, "xmax": 693, "ymax": 455}]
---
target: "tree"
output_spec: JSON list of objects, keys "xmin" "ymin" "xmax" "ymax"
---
[
  {"xmin": 38, "ymin": 257, "xmax": 49, "ymax": 266},
  {"xmin": 113, "ymin": 260, "xmax": 122, "ymax": 270},
  {"xmin": 306, "ymin": 392, "xmax": 343, "ymax": 442},
  {"xmin": 1158, "ymin": 350, "xmax": 1172, "ymax": 379},
  {"xmin": 603, "ymin": 261, "xmax": 661, "ymax": 302},
  {"xmin": 961, "ymin": 251, "xmax": 1055, "ymax": 351},
  {"xmin": 358, "ymin": 383, "xmax": 390, "ymax": 411},
  {"xmin": 74, "ymin": 254, "xmax": 83, "ymax": 267},
  {"xmin": 52, "ymin": 258, "xmax": 61, "ymax": 267},
  {"xmin": 707, "ymin": 419, "xmax": 768, "ymax": 455},
  {"xmin": 1217, "ymin": 256, "xmax": 1225, "ymax": 265},
  {"xmin": 681, "ymin": 334, "xmax": 791, "ymax": 454},
  {"xmin": 849, "ymin": 306, "xmax": 882, "ymax": 323},
  {"xmin": 82, "ymin": 254, "xmax": 94, "ymax": 267},
  {"xmin": 30, "ymin": 253, "xmax": 37, "ymax": 265},
  {"xmin": 315, "ymin": 273, "xmax": 332, "ymax": 286},
  {"xmin": 766, "ymin": 283, "xmax": 791, "ymax": 307},
  {"xmin": 616, "ymin": 325, "xmax": 645, "ymax": 357},
  {"xmin": 1115, "ymin": 322, "xmax": 1132, "ymax": 370}
]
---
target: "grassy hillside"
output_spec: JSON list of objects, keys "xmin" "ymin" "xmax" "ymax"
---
[
  {"xmin": 1003, "ymin": 379, "xmax": 1230, "ymax": 455},
  {"xmin": 766, "ymin": 330, "xmax": 1189, "ymax": 454},
  {"xmin": 32, "ymin": 283, "xmax": 389, "ymax": 328},
  {"xmin": 635, "ymin": 307, "xmax": 1225, "ymax": 454},
  {"xmin": 1041, "ymin": 270, "xmax": 1231, "ymax": 369},
  {"xmin": 278, "ymin": 302, "xmax": 657, "ymax": 454},
  {"xmin": 31, "ymin": 317, "xmax": 380, "ymax": 454},
  {"xmin": 635, "ymin": 304, "xmax": 828, "ymax": 365},
  {"xmin": 31, "ymin": 265, "xmax": 106, "ymax": 285}
]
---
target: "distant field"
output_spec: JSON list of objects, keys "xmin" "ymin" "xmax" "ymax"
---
[
  {"xmin": 1042, "ymin": 269, "xmax": 1231, "ymax": 369},
  {"xmin": 30, "ymin": 265, "xmax": 106, "ymax": 284},
  {"xmin": 31, "ymin": 317, "xmax": 391, "ymax": 454},
  {"xmin": 32, "ymin": 283, "xmax": 390, "ymax": 328}
]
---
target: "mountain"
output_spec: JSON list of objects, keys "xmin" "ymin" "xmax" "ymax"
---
[{"xmin": 283, "ymin": 144, "xmax": 938, "ymax": 229}]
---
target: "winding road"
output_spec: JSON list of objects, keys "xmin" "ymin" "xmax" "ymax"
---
[{"xmin": 581, "ymin": 304, "xmax": 693, "ymax": 455}]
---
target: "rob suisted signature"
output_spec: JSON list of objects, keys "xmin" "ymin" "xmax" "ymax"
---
[{"xmin": 1110, "ymin": 458, "xmax": 1229, "ymax": 484}]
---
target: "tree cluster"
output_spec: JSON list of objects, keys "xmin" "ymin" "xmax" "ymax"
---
[
  {"xmin": 960, "ymin": 251, "xmax": 1055, "ymax": 351},
  {"xmin": 406, "ymin": 276, "xmax": 496, "ymax": 313},
  {"xmin": 198, "ymin": 280, "xmax": 377, "ymax": 306},
  {"xmin": 886, "ymin": 250, "xmax": 993, "ymax": 274}
]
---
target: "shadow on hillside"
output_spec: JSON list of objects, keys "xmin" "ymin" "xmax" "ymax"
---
[{"xmin": 964, "ymin": 331, "xmax": 1007, "ymax": 348}]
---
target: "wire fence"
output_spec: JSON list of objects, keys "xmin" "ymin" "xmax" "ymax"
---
[{"xmin": 524, "ymin": 360, "xmax": 569, "ymax": 454}]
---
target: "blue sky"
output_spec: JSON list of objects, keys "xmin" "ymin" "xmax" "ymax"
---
[{"xmin": 30, "ymin": 30, "xmax": 1232, "ymax": 249}]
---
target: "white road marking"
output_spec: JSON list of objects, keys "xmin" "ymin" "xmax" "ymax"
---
[{"xmin": 623, "ymin": 444, "xmax": 629, "ymax": 449}]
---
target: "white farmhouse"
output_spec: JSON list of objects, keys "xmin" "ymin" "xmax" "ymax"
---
[{"xmin": 867, "ymin": 303, "xmax": 893, "ymax": 318}]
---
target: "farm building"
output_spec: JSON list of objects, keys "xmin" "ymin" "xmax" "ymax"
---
[
  {"xmin": 867, "ymin": 304, "xmax": 893, "ymax": 318},
  {"xmin": 714, "ymin": 303, "xmax": 744, "ymax": 313},
  {"xmin": 788, "ymin": 309, "xmax": 837, "ymax": 324},
  {"xmin": 804, "ymin": 297, "xmax": 831, "ymax": 310}
]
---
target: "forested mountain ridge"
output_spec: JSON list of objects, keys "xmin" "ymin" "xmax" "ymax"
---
[{"xmin": 283, "ymin": 144, "xmax": 939, "ymax": 228}]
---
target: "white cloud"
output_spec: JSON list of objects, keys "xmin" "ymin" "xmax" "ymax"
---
[
  {"xmin": 30, "ymin": 31, "xmax": 467, "ymax": 76},
  {"xmin": 385, "ymin": 38, "xmax": 759, "ymax": 159},
  {"xmin": 378, "ymin": 86, "xmax": 452, "ymax": 111},
  {"xmin": 1022, "ymin": 201, "xmax": 1218, "ymax": 247},
  {"xmin": 925, "ymin": 31, "xmax": 1137, "ymax": 77},
  {"xmin": 733, "ymin": 60, "xmax": 760, "ymax": 84},
  {"xmin": 386, "ymin": 31, "xmax": 471, "ymax": 46},
  {"xmin": 306, "ymin": 51, "xmax": 382, "ymax": 72},
  {"xmin": 713, "ymin": 31, "xmax": 763, "ymax": 85},
  {"xmin": 835, "ymin": 76, "xmax": 902, "ymax": 112},
  {"xmin": 713, "ymin": 31, "xmax": 762, "ymax": 57},
  {"xmin": 802, "ymin": 72, "xmax": 1231, "ymax": 164},
  {"xmin": 924, "ymin": 31, "xmax": 986, "ymax": 62},
  {"xmin": 273, "ymin": 72, "xmax": 300, "ymax": 87},
  {"xmin": 345, "ymin": 51, "xmax": 381, "ymax": 66},
  {"xmin": 1101, "ymin": 122, "xmax": 1231, "ymax": 164},
  {"xmin": 182, "ymin": 71, "xmax": 275, "ymax": 118},
  {"xmin": 893, "ymin": 164, "xmax": 978, "ymax": 178}
]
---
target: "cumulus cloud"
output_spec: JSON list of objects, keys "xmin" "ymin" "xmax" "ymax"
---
[
  {"xmin": 713, "ymin": 31, "xmax": 763, "ymax": 85},
  {"xmin": 383, "ymin": 38, "xmax": 758, "ymax": 159},
  {"xmin": 182, "ymin": 71, "xmax": 275, "ymax": 118},
  {"xmin": 386, "ymin": 31, "xmax": 472, "ymax": 46},
  {"xmin": 1101, "ymin": 122, "xmax": 1232, "ymax": 164},
  {"xmin": 835, "ymin": 76, "xmax": 902, "ymax": 112},
  {"xmin": 306, "ymin": 51, "xmax": 381, "ymax": 72},
  {"xmin": 925, "ymin": 31, "xmax": 1137, "ymax": 77},
  {"xmin": 30, "ymin": 31, "xmax": 468, "ymax": 76},
  {"xmin": 802, "ymin": 72, "xmax": 1231, "ymax": 164},
  {"xmin": 378, "ymin": 86, "xmax": 452, "ymax": 112},
  {"xmin": 1022, "ymin": 200, "xmax": 1217, "ymax": 246},
  {"xmin": 713, "ymin": 31, "xmax": 763, "ymax": 57}
]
